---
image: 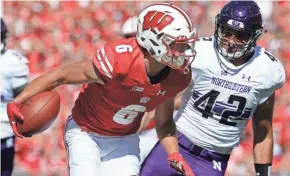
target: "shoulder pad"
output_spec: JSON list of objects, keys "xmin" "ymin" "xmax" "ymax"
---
[
  {"xmin": 1, "ymin": 49, "xmax": 29, "ymax": 77},
  {"xmin": 256, "ymin": 47, "xmax": 286, "ymax": 89},
  {"xmin": 107, "ymin": 38, "xmax": 141, "ymax": 76}
]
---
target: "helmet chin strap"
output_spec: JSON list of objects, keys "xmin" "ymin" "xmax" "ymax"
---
[
  {"xmin": 221, "ymin": 44, "xmax": 255, "ymax": 61},
  {"xmin": 221, "ymin": 48, "xmax": 243, "ymax": 60}
]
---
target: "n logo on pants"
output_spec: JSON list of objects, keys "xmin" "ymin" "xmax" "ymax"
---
[{"xmin": 213, "ymin": 160, "xmax": 222, "ymax": 171}]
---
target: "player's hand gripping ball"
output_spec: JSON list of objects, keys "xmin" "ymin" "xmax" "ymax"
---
[{"xmin": 7, "ymin": 91, "xmax": 60, "ymax": 137}]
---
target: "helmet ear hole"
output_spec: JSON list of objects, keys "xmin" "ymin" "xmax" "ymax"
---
[
  {"xmin": 158, "ymin": 50, "xmax": 161, "ymax": 54},
  {"xmin": 141, "ymin": 37, "xmax": 146, "ymax": 41}
]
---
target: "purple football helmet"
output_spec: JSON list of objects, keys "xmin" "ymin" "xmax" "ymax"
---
[
  {"xmin": 214, "ymin": 1, "xmax": 263, "ymax": 60},
  {"xmin": 1, "ymin": 18, "xmax": 8, "ymax": 54}
]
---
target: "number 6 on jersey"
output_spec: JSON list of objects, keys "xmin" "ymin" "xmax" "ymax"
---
[
  {"xmin": 115, "ymin": 44, "xmax": 133, "ymax": 53},
  {"xmin": 113, "ymin": 105, "xmax": 146, "ymax": 125}
]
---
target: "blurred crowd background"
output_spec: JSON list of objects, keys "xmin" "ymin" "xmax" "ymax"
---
[{"xmin": 2, "ymin": 1, "xmax": 290, "ymax": 176}]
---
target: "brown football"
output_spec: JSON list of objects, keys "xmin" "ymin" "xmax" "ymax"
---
[{"xmin": 17, "ymin": 91, "xmax": 60, "ymax": 137}]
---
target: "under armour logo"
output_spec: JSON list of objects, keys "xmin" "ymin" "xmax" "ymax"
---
[
  {"xmin": 213, "ymin": 160, "xmax": 222, "ymax": 171},
  {"xmin": 242, "ymin": 74, "xmax": 251, "ymax": 82},
  {"xmin": 157, "ymin": 90, "xmax": 166, "ymax": 96}
]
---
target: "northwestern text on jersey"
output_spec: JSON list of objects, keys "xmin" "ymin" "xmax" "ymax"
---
[{"xmin": 211, "ymin": 77, "xmax": 252, "ymax": 93}]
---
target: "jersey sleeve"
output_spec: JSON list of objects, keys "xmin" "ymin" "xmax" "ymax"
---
[
  {"xmin": 258, "ymin": 58, "xmax": 286, "ymax": 105},
  {"xmin": 274, "ymin": 62, "xmax": 286, "ymax": 90},
  {"xmin": 93, "ymin": 38, "xmax": 141, "ymax": 81},
  {"xmin": 9, "ymin": 51, "xmax": 29, "ymax": 89},
  {"xmin": 92, "ymin": 45, "xmax": 115, "ymax": 80}
]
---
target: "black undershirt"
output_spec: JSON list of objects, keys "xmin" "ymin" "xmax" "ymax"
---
[{"xmin": 148, "ymin": 66, "xmax": 171, "ymax": 84}]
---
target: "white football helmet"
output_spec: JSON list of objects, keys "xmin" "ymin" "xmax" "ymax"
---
[{"xmin": 136, "ymin": 3, "xmax": 198, "ymax": 70}]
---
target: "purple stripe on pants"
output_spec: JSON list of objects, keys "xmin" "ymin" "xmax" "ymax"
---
[{"xmin": 140, "ymin": 131, "xmax": 230, "ymax": 176}]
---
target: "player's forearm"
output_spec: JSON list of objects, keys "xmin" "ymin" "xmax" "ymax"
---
[
  {"xmin": 160, "ymin": 135, "xmax": 179, "ymax": 156},
  {"xmin": 156, "ymin": 118, "xmax": 179, "ymax": 155},
  {"xmin": 15, "ymin": 61, "xmax": 99, "ymax": 103},
  {"xmin": 15, "ymin": 69, "xmax": 64, "ymax": 103},
  {"xmin": 253, "ymin": 136, "xmax": 273, "ymax": 163},
  {"xmin": 253, "ymin": 114, "xmax": 273, "ymax": 164}
]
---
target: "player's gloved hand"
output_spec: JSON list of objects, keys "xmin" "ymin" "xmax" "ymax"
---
[
  {"xmin": 168, "ymin": 152, "xmax": 194, "ymax": 176},
  {"xmin": 7, "ymin": 100, "xmax": 24, "ymax": 138}
]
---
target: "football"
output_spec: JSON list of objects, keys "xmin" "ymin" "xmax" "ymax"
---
[{"xmin": 17, "ymin": 91, "xmax": 60, "ymax": 137}]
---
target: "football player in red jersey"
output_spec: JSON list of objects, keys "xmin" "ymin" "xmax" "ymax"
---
[
  {"xmin": 7, "ymin": 3, "xmax": 198, "ymax": 176},
  {"xmin": 120, "ymin": 15, "xmax": 161, "ymax": 170}
]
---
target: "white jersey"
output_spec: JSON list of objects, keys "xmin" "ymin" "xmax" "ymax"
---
[
  {"xmin": 176, "ymin": 37, "xmax": 286, "ymax": 154},
  {"xmin": 0, "ymin": 49, "xmax": 29, "ymax": 138}
]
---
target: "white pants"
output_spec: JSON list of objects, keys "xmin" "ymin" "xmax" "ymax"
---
[
  {"xmin": 64, "ymin": 117, "xmax": 140, "ymax": 176},
  {"xmin": 138, "ymin": 128, "xmax": 159, "ymax": 164}
]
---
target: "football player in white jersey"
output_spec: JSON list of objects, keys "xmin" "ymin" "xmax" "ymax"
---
[
  {"xmin": 0, "ymin": 18, "xmax": 29, "ymax": 176},
  {"xmin": 140, "ymin": 1, "xmax": 286, "ymax": 176}
]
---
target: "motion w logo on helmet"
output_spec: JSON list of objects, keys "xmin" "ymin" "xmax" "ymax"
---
[{"xmin": 143, "ymin": 11, "xmax": 174, "ymax": 32}]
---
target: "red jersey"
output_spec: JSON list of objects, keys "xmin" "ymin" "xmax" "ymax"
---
[{"xmin": 72, "ymin": 38, "xmax": 191, "ymax": 136}]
